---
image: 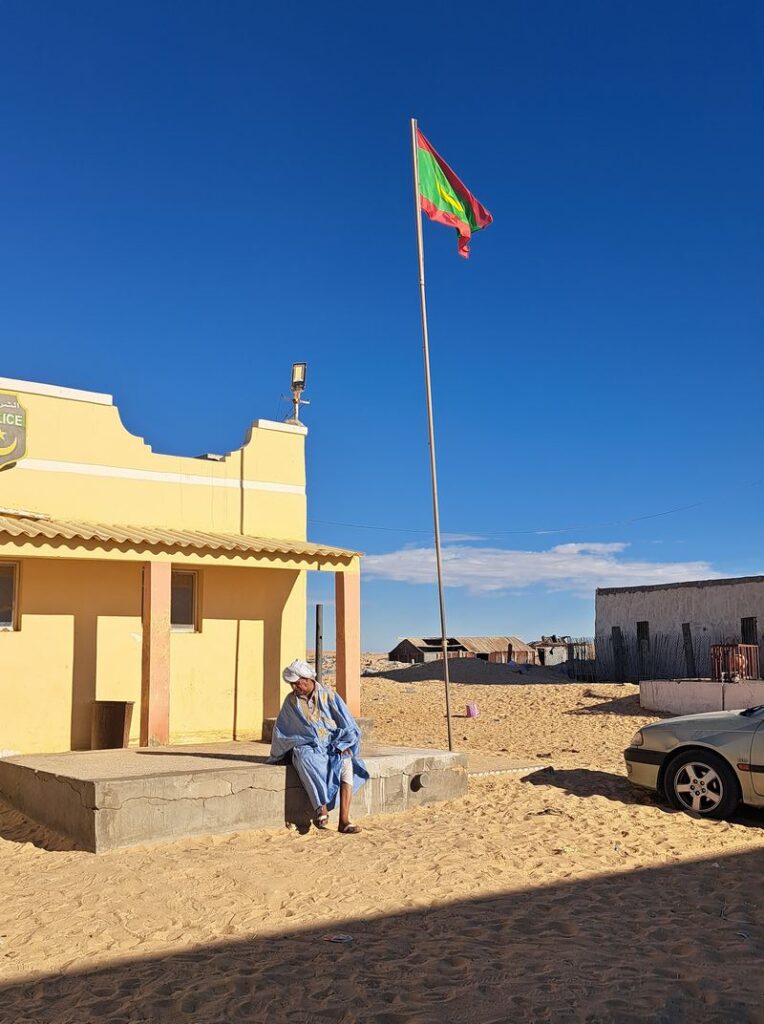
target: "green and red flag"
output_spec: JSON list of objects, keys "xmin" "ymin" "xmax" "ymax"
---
[{"xmin": 416, "ymin": 129, "xmax": 493, "ymax": 258}]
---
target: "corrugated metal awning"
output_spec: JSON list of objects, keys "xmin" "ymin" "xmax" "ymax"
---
[{"xmin": 0, "ymin": 514, "xmax": 359, "ymax": 566}]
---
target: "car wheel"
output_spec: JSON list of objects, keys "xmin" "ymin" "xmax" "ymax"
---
[{"xmin": 664, "ymin": 750, "xmax": 740, "ymax": 820}]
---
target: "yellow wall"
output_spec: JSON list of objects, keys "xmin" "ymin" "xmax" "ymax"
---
[
  {"xmin": 0, "ymin": 559, "xmax": 142, "ymax": 753},
  {"xmin": 0, "ymin": 380, "xmax": 307, "ymax": 540},
  {"xmin": 0, "ymin": 558, "xmax": 306, "ymax": 754},
  {"xmin": 169, "ymin": 565, "xmax": 305, "ymax": 743}
]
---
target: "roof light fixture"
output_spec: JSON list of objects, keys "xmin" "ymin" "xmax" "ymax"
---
[{"xmin": 284, "ymin": 362, "xmax": 310, "ymax": 425}]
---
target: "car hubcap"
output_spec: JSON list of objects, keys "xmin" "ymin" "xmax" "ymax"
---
[{"xmin": 674, "ymin": 762, "xmax": 723, "ymax": 813}]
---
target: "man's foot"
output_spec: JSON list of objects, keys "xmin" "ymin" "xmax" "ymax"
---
[
  {"xmin": 338, "ymin": 822, "xmax": 362, "ymax": 834},
  {"xmin": 314, "ymin": 810, "xmax": 330, "ymax": 829}
]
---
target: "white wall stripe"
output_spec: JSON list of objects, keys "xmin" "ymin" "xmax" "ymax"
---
[{"xmin": 16, "ymin": 459, "xmax": 305, "ymax": 495}]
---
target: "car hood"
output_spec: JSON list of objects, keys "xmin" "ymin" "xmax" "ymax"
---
[
  {"xmin": 658, "ymin": 710, "xmax": 749, "ymax": 730},
  {"xmin": 641, "ymin": 709, "xmax": 758, "ymax": 747}
]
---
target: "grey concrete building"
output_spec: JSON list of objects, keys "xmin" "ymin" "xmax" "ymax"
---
[{"xmin": 595, "ymin": 575, "xmax": 764, "ymax": 681}]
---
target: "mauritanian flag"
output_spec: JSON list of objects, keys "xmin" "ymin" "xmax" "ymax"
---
[{"xmin": 416, "ymin": 129, "xmax": 493, "ymax": 258}]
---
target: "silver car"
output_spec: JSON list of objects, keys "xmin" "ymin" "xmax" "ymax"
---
[{"xmin": 624, "ymin": 704, "xmax": 764, "ymax": 819}]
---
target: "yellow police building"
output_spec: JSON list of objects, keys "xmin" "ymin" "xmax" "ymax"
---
[{"xmin": 0, "ymin": 377, "xmax": 360, "ymax": 755}]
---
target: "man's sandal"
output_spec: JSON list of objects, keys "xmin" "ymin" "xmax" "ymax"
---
[
  {"xmin": 314, "ymin": 814, "xmax": 330, "ymax": 830},
  {"xmin": 338, "ymin": 822, "xmax": 362, "ymax": 835}
]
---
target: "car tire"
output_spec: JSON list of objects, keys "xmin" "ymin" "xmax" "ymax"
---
[{"xmin": 664, "ymin": 749, "xmax": 740, "ymax": 820}]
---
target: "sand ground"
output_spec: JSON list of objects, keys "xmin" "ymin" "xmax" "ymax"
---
[{"xmin": 1, "ymin": 660, "xmax": 764, "ymax": 1022}]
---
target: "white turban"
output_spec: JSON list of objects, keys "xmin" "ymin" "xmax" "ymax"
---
[{"xmin": 282, "ymin": 659, "xmax": 317, "ymax": 684}]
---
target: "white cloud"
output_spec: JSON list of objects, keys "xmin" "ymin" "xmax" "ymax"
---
[{"xmin": 363, "ymin": 541, "xmax": 721, "ymax": 596}]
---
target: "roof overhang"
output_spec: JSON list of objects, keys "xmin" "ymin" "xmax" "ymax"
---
[{"xmin": 0, "ymin": 515, "xmax": 360, "ymax": 573}]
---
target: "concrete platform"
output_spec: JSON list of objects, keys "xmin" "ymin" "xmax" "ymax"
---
[
  {"xmin": 640, "ymin": 679, "xmax": 723, "ymax": 714},
  {"xmin": 640, "ymin": 679, "xmax": 764, "ymax": 715},
  {"xmin": 0, "ymin": 741, "xmax": 467, "ymax": 853}
]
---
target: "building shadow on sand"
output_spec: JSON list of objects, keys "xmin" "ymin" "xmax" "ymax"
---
[
  {"xmin": 566, "ymin": 691, "xmax": 671, "ymax": 718},
  {"xmin": 4, "ymin": 847, "xmax": 764, "ymax": 1021}
]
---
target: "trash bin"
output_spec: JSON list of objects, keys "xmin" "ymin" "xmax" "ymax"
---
[{"xmin": 91, "ymin": 700, "xmax": 134, "ymax": 749}]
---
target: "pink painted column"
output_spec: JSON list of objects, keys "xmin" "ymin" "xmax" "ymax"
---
[
  {"xmin": 140, "ymin": 561, "xmax": 171, "ymax": 746},
  {"xmin": 335, "ymin": 570, "xmax": 361, "ymax": 717}
]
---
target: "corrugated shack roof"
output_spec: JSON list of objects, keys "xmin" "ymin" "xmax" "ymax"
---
[
  {"xmin": 391, "ymin": 637, "xmax": 461, "ymax": 651},
  {"xmin": 530, "ymin": 635, "xmax": 571, "ymax": 648},
  {"xmin": 394, "ymin": 635, "xmax": 534, "ymax": 655},
  {"xmin": 457, "ymin": 636, "xmax": 534, "ymax": 655},
  {"xmin": 0, "ymin": 513, "xmax": 359, "ymax": 565}
]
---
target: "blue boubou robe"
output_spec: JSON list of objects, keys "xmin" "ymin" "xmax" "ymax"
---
[{"xmin": 267, "ymin": 685, "xmax": 368, "ymax": 811}]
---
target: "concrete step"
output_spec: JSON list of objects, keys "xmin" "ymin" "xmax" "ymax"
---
[{"xmin": 0, "ymin": 741, "xmax": 466, "ymax": 853}]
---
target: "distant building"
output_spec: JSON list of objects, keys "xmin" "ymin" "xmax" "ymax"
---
[
  {"xmin": 530, "ymin": 635, "xmax": 572, "ymax": 667},
  {"xmin": 595, "ymin": 576, "xmax": 764, "ymax": 680},
  {"xmin": 388, "ymin": 636, "xmax": 537, "ymax": 665}
]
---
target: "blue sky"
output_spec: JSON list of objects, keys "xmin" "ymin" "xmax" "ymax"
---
[{"xmin": 2, "ymin": 2, "xmax": 762, "ymax": 649}]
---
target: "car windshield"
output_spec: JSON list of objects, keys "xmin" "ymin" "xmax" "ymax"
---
[{"xmin": 740, "ymin": 705, "xmax": 764, "ymax": 717}]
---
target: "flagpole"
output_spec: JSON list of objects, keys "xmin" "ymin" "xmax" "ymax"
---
[{"xmin": 410, "ymin": 116, "xmax": 454, "ymax": 753}]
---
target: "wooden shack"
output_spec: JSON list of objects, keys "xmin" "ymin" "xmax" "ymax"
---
[
  {"xmin": 530, "ymin": 635, "xmax": 572, "ymax": 667},
  {"xmin": 388, "ymin": 636, "xmax": 537, "ymax": 665}
]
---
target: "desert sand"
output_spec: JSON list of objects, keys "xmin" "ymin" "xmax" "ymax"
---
[{"xmin": 1, "ymin": 658, "xmax": 764, "ymax": 1022}]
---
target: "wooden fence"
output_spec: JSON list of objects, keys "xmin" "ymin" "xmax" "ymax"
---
[{"xmin": 566, "ymin": 631, "xmax": 764, "ymax": 682}]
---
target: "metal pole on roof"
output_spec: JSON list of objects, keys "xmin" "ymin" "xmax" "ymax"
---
[{"xmin": 410, "ymin": 116, "xmax": 454, "ymax": 752}]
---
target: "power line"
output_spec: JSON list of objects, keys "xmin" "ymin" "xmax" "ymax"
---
[
  {"xmin": 309, "ymin": 518, "xmax": 432, "ymax": 535},
  {"xmin": 308, "ymin": 480, "xmax": 764, "ymax": 540}
]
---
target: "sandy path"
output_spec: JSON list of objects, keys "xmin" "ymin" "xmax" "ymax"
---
[{"xmin": 1, "ymin": 668, "xmax": 763, "ymax": 1022}]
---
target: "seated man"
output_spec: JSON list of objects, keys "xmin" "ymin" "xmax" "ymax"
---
[{"xmin": 268, "ymin": 659, "xmax": 368, "ymax": 834}]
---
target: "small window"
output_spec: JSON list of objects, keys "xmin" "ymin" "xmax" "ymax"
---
[
  {"xmin": 171, "ymin": 571, "xmax": 198, "ymax": 631},
  {"xmin": 0, "ymin": 563, "xmax": 17, "ymax": 630},
  {"xmin": 636, "ymin": 621, "xmax": 650, "ymax": 648}
]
